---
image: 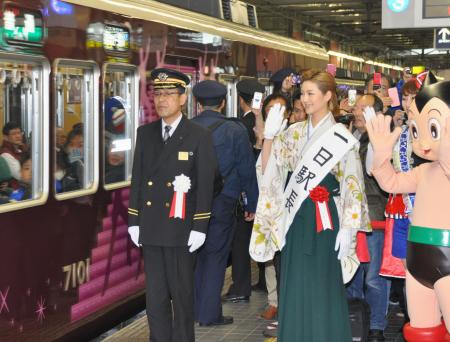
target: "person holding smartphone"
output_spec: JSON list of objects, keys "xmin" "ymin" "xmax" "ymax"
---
[
  {"xmin": 270, "ymin": 67, "xmax": 296, "ymax": 105},
  {"xmin": 222, "ymin": 78, "xmax": 264, "ymax": 305}
]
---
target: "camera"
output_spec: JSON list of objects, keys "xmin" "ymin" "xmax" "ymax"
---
[
  {"xmin": 291, "ymin": 74, "xmax": 301, "ymax": 85},
  {"xmin": 336, "ymin": 113, "xmax": 355, "ymax": 126}
]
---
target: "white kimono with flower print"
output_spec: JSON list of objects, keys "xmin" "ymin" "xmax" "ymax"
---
[{"xmin": 249, "ymin": 119, "xmax": 372, "ymax": 282}]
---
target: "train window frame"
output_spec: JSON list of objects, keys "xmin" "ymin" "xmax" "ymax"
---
[
  {"xmin": 217, "ymin": 74, "xmax": 238, "ymax": 118},
  {"xmin": 102, "ymin": 62, "xmax": 139, "ymax": 191},
  {"xmin": 53, "ymin": 59, "xmax": 100, "ymax": 201},
  {"xmin": 0, "ymin": 52, "xmax": 50, "ymax": 213}
]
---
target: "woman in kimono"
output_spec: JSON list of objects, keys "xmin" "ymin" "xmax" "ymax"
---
[{"xmin": 250, "ymin": 70, "xmax": 371, "ymax": 341}]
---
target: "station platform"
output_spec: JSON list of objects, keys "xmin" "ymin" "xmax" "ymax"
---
[{"xmin": 93, "ymin": 264, "xmax": 406, "ymax": 342}]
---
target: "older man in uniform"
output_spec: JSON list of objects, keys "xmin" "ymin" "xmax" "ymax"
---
[
  {"xmin": 191, "ymin": 80, "xmax": 258, "ymax": 326},
  {"xmin": 127, "ymin": 68, "xmax": 217, "ymax": 342}
]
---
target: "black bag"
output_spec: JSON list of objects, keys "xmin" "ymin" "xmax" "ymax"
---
[{"xmin": 348, "ymin": 298, "xmax": 370, "ymax": 342}]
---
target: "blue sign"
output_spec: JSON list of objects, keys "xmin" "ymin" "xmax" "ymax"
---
[
  {"xmin": 435, "ymin": 28, "xmax": 450, "ymax": 50},
  {"xmin": 51, "ymin": 0, "xmax": 74, "ymax": 15},
  {"xmin": 387, "ymin": 0, "xmax": 410, "ymax": 13}
]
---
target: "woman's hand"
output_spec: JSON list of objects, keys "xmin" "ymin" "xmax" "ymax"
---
[{"xmin": 263, "ymin": 103, "xmax": 286, "ymax": 140}]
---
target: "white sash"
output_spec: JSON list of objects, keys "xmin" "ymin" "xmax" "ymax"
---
[{"xmin": 279, "ymin": 123, "xmax": 357, "ymax": 250}]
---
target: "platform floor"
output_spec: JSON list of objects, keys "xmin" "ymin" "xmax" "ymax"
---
[{"xmin": 95, "ymin": 265, "xmax": 406, "ymax": 342}]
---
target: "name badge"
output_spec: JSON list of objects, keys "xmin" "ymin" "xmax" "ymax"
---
[{"xmin": 178, "ymin": 151, "xmax": 189, "ymax": 161}]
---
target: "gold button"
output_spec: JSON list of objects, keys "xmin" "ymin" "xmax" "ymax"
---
[
  {"xmin": 146, "ymin": 201, "xmax": 152, "ymax": 206},
  {"xmin": 148, "ymin": 181, "xmax": 153, "ymax": 186},
  {"xmin": 165, "ymin": 202, "xmax": 170, "ymax": 208},
  {"xmin": 166, "ymin": 182, "xmax": 172, "ymax": 187}
]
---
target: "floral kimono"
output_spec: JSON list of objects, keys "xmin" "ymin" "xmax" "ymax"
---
[{"xmin": 250, "ymin": 113, "xmax": 371, "ymax": 342}]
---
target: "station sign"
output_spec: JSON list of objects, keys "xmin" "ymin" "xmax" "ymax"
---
[
  {"xmin": 382, "ymin": 0, "xmax": 450, "ymax": 29},
  {"xmin": 434, "ymin": 27, "xmax": 450, "ymax": 49},
  {"xmin": 2, "ymin": 5, "xmax": 44, "ymax": 44}
]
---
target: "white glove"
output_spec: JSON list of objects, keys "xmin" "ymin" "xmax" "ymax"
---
[
  {"xmin": 363, "ymin": 106, "xmax": 376, "ymax": 124},
  {"xmin": 128, "ymin": 226, "xmax": 141, "ymax": 247},
  {"xmin": 334, "ymin": 229, "xmax": 353, "ymax": 260},
  {"xmin": 263, "ymin": 103, "xmax": 287, "ymax": 140},
  {"xmin": 187, "ymin": 230, "xmax": 206, "ymax": 253}
]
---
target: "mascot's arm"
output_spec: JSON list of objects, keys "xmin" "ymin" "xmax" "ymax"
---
[
  {"xmin": 439, "ymin": 116, "xmax": 450, "ymax": 179},
  {"xmin": 372, "ymin": 159, "xmax": 420, "ymax": 194}
]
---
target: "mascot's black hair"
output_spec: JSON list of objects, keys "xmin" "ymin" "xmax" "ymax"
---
[{"xmin": 415, "ymin": 72, "xmax": 450, "ymax": 112}]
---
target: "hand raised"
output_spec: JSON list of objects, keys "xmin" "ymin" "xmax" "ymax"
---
[
  {"xmin": 438, "ymin": 116, "xmax": 450, "ymax": 177},
  {"xmin": 366, "ymin": 114, "xmax": 402, "ymax": 158},
  {"xmin": 263, "ymin": 103, "xmax": 287, "ymax": 140}
]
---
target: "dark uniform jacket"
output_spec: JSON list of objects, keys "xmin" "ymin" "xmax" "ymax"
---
[
  {"xmin": 128, "ymin": 115, "xmax": 218, "ymax": 246},
  {"xmin": 358, "ymin": 131, "xmax": 388, "ymax": 221},
  {"xmin": 192, "ymin": 110, "xmax": 258, "ymax": 213}
]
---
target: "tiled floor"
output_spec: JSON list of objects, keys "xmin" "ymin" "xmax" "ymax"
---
[{"xmin": 95, "ymin": 265, "xmax": 406, "ymax": 342}]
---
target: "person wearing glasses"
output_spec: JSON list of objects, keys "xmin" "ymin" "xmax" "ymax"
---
[{"xmin": 127, "ymin": 68, "xmax": 218, "ymax": 342}]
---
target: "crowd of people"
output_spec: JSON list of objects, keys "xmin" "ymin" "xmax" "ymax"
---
[{"xmin": 126, "ymin": 65, "xmax": 449, "ymax": 342}]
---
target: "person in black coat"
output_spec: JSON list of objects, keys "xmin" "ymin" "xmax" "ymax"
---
[
  {"xmin": 128, "ymin": 68, "xmax": 218, "ymax": 342},
  {"xmin": 191, "ymin": 80, "xmax": 258, "ymax": 325}
]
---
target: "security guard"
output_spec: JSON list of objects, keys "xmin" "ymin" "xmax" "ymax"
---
[
  {"xmin": 223, "ymin": 78, "xmax": 266, "ymax": 302},
  {"xmin": 191, "ymin": 80, "xmax": 258, "ymax": 326},
  {"xmin": 127, "ymin": 68, "xmax": 217, "ymax": 342}
]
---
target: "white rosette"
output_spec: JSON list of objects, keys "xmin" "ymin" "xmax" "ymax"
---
[{"xmin": 170, "ymin": 174, "xmax": 191, "ymax": 219}]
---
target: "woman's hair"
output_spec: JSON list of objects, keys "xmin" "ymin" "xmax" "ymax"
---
[
  {"xmin": 261, "ymin": 93, "xmax": 292, "ymax": 121},
  {"xmin": 301, "ymin": 70, "xmax": 339, "ymax": 116},
  {"xmin": 402, "ymin": 79, "xmax": 419, "ymax": 96}
]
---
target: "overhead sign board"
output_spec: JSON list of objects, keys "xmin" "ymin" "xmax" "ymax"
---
[
  {"xmin": 382, "ymin": 0, "xmax": 450, "ymax": 29},
  {"xmin": 434, "ymin": 27, "xmax": 450, "ymax": 49}
]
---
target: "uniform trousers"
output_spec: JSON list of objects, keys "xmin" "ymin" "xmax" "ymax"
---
[
  {"xmin": 143, "ymin": 245, "xmax": 195, "ymax": 342},
  {"xmin": 228, "ymin": 214, "xmax": 253, "ymax": 296},
  {"xmin": 194, "ymin": 193, "xmax": 237, "ymax": 324}
]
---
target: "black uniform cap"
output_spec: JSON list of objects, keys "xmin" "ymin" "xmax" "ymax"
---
[
  {"xmin": 150, "ymin": 68, "xmax": 190, "ymax": 92},
  {"xmin": 193, "ymin": 80, "xmax": 227, "ymax": 106},
  {"xmin": 236, "ymin": 78, "xmax": 265, "ymax": 102},
  {"xmin": 269, "ymin": 67, "xmax": 295, "ymax": 83}
]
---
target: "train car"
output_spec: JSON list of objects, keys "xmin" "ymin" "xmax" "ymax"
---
[{"xmin": 0, "ymin": 0, "xmax": 328, "ymax": 340}]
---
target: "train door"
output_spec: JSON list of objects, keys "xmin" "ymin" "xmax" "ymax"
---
[
  {"xmin": 0, "ymin": 53, "xmax": 49, "ymax": 213},
  {"xmin": 217, "ymin": 74, "xmax": 237, "ymax": 118},
  {"xmin": 103, "ymin": 63, "xmax": 138, "ymax": 189}
]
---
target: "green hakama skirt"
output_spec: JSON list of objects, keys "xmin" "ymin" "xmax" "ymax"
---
[{"xmin": 278, "ymin": 174, "xmax": 352, "ymax": 342}]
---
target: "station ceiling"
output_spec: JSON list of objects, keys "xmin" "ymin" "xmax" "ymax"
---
[{"xmin": 246, "ymin": 0, "xmax": 449, "ymax": 69}]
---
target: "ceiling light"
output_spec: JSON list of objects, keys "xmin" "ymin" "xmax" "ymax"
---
[{"xmin": 327, "ymin": 50, "xmax": 364, "ymax": 62}]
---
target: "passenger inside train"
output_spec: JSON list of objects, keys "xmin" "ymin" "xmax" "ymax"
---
[{"xmin": 0, "ymin": 1, "xmax": 448, "ymax": 342}]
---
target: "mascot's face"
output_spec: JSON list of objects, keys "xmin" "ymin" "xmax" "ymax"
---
[{"xmin": 409, "ymin": 97, "xmax": 449, "ymax": 161}]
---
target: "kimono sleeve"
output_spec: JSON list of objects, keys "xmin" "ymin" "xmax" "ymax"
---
[{"xmin": 335, "ymin": 145, "xmax": 371, "ymax": 232}]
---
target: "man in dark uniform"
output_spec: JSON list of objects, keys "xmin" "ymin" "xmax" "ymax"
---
[
  {"xmin": 127, "ymin": 68, "xmax": 217, "ymax": 342},
  {"xmin": 222, "ymin": 78, "xmax": 266, "ymax": 302},
  {"xmin": 191, "ymin": 80, "xmax": 258, "ymax": 326}
]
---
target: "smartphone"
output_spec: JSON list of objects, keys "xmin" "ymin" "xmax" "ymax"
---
[
  {"xmin": 388, "ymin": 87, "xmax": 401, "ymax": 107},
  {"xmin": 326, "ymin": 64, "xmax": 336, "ymax": 77},
  {"xmin": 252, "ymin": 91, "xmax": 263, "ymax": 110},
  {"xmin": 348, "ymin": 89, "xmax": 357, "ymax": 107},
  {"xmin": 373, "ymin": 72, "xmax": 381, "ymax": 90}
]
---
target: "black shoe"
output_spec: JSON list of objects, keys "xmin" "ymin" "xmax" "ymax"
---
[
  {"xmin": 221, "ymin": 294, "xmax": 250, "ymax": 303},
  {"xmin": 368, "ymin": 329, "xmax": 385, "ymax": 342},
  {"xmin": 199, "ymin": 316, "xmax": 233, "ymax": 327}
]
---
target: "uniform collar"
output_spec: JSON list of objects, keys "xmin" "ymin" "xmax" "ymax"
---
[{"xmin": 162, "ymin": 113, "xmax": 183, "ymax": 138}]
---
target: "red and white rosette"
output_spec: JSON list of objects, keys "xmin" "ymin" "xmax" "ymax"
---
[
  {"xmin": 309, "ymin": 186, "xmax": 333, "ymax": 233},
  {"xmin": 169, "ymin": 174, "xmax": 191, "ymax": 219}
]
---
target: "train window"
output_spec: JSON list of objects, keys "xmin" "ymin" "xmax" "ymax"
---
[
  {"xmin": 103, "ymin": 63, "xmax": 138, "ymax": 190},
  {"xmin": 0, "ymin": 53, "xmax": 49, "ymax": 213},
  {"xmin": 53, "ymin": 60, "xmax": 99, "ymax": 200},
  {"xmin": 217, "ymin": 74, "xmax": 237, "ymax": 118}
]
